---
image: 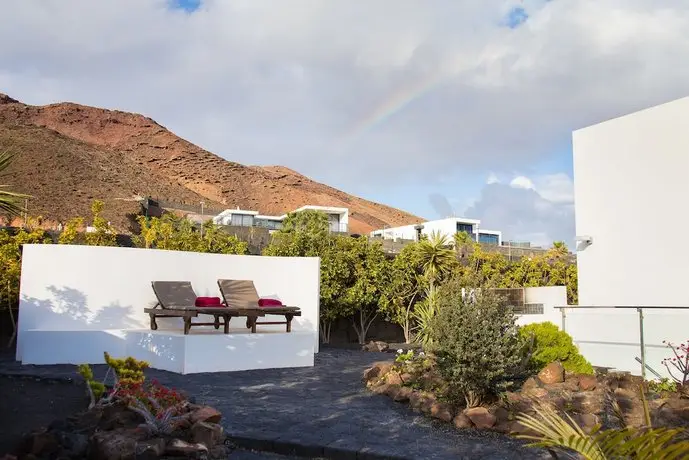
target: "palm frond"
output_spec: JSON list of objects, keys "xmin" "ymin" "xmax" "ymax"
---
[
  {"xmin": 514, "ymin": 402, "xmax": 607, "ymax": 460},
  {"xmin": 0, "ymin": 151, "xmax": 31, "ymax": 217}
]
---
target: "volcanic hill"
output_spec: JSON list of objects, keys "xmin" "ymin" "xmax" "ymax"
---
[{"xmin": 0, "ymin": 93, "xmax": 422, "ymax": 234}]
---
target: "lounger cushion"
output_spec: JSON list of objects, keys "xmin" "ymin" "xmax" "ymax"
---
[
  {"xmin": 195, "ymin": 296, "xmax": 223, "ymax": 307},
  {"xmin": 258, "ymin": 298, "xmax": 283, "ymax": 307}
]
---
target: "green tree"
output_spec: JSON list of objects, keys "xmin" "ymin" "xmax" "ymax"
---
[
  {"xmin": 345, "ymin": 237, "xmax": 389, "ymax": 344},
  {"xmin": 85, "ymin": 200, "xmax": 117, "ymax": 247},
  {"xmin": 318, "ymin": 235, "xmax": 354, "ymax": 343},
  {"xmin": 429, "ymin": 281, "xmax": 522, "ymax": 407},
  {"xmin": 0, "ymin": 151, "xmax": 31, "ymax": 218},
  {"xmin": 58, "ymin": 217, "xmax": 84, "ymax": 245},
  {"xmin": 380, "ymin": 242, "xmax": 427, "ymax": 343},
  {"xmin": 263, "ymin": 210, "xmax": 330, "ymax": 257},
  {"xmin": 416, "ymin": 231, "xmax": 456, "ymax": 290}
]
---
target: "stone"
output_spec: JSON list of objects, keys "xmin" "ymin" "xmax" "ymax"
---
[
  {"xmin": 417, "ymin": 394, "xmax": 438, "ymax": 415},
  {"xmin": 573, "ymin": 413, "xmax": 599, "ymax": 433},
  {"xmin": 385, "ymin": 371, "xmax": 403, "ymax": 386},
  {"xmin": 190, "ymin": 406, "xmax": 222, "ymax": 424},
  {"xmin": 135, "ymin": 438, "xmax": 166, "ymax": 460},
  {"xmin": 165, "ymin": 439, "xmax": 209, "ymax": 458},
  {"xmin": 191, "ymin": 421, "xmax": 224, "ymax": 448},
  {"xmin": 362, "ymin": 341, "xmax": 389, "ymax": 352},
  {"xmin": 371, "ymin": 383, "xmax": 393, "ymax": 395},
  {"xmin": 408, "ymin": 391, "xmax": 424, "ymax": 412},
  {"xmin": 91, "ymin": 429, "xmax": 138, "ymax": 460},
  {"xmin": 538, "ymin": 362, "xmax": 565, "ymax": 384},
  {"xmin": 578, "ymin": 375, "xmax": 598, "ymax": 391},
  {"xmin": 464, "ymin": 407, "xmax": 497, "ymax": 429},
  {"xmin": 383, "ymin": 384, "xmax": 402, "ymax": 399},
  {"xmin": 453, "ymin": 413, "xmax": 473, "ymax": 429},
  {"xmin": 491, "ymin": 406, "xmax": 511, "ymax": 424},
  {"xmin": 209, "ymin": 444, "xmax": 231, "ymax": 459},
  {"xmin": 430, "ymin": 402, "xmax": 454, "ymax": 423},
  {"xmin": 362, "ymin": 362, "xmax": 393, "ymax": 382},
  {"xmin": 572, "ymin": 389, "xmax": 607, "ymax": 415},
  {"xmin": 393, "ymin": 386, "xmax": 413, "ymax": 403},
  {"xmin": 524, "ymin": 388, "xmax": 548, "ymax": 399},
  {"xmin": 30, "ymin": 431, "xmax": 59, "ymax": 456},
  {"xmin": 400, "ymin": 373, "xmax": 414, "ymax": 384},
  {"xmin": 521, "ymin": 377, "xmax": 543, "ymax": 392}
]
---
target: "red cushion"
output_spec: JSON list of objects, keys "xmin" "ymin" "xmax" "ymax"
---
[
  {"xmin": 195, "ymin": 296, "xmax": 223, "ymax": 307},
  {"xmin": 258, "ymin": 298, "xmax": 283, "ymax": 307}
]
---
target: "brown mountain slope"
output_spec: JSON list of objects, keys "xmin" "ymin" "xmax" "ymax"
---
[{"xmin": 0, "ymin": 93, "xmax": 423, "ymax": 233}]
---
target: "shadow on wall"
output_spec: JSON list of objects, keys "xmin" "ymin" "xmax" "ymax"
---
[{"xmin": 20, "ymin": 285, "xmax": 140, "ymax": 331}]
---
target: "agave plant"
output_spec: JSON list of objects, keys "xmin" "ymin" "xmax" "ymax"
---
[
  {"xmin": 128, "ymin": 396, "xmax": 189, "ymax": 435},
  {"xmin": 515, "ymin": 391, "xmax": 689, "ymax": 460},
  {"xmin": 0, "ymin": 151, "xmax": 30, "ymax": 217}
]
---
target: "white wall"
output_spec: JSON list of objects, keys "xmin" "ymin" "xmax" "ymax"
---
[
  {"xmin": 516, "ymin": 286, "xmax": 567, "ymax": 327},
  {"xmin": 17, "ymin": 244, "xmax": 320, "ymax": 360},
  {"xmin": 573, "ymin": 96, "xmax": 689, "ymax": 307}
]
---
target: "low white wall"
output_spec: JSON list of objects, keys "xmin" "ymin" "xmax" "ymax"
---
[
  {"xmin": 516, "ymin": 286, "xmax": 567, "ymax": 327},
  {"xmin": 17, "ymin": 244, "xmax": 320, "ymax": 362},
  {"xmin": 512, "ymin": 286, "xmax": 684, "ymax": 379}
]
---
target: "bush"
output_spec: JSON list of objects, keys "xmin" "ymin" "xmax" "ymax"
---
[
  {"xmin": 519, "ymin": 322, "xmax": 594, "ymax": 375},
  {"xmin": 429, "ymin": 283, "xmax": 523, "ymax": 408}
]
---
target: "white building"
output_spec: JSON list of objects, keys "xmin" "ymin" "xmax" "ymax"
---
[
  {"xmin": 213, "ymin": 205, "xmax": 349, "ymax": 233},
  {"xmin": 369, "ymin": 217, "xmax": 502, "ymax": 245},
  {"xmin": 559, "ymin": 95, "xmax": 689, "ymax": 377}
]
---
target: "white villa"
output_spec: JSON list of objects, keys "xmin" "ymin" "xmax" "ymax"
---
[
  {"xmin": 370, "ymin": 217, "xmax": 503, "ymax": 245},
  {"xmin": 213, "ymin": 205, "xmax": 349, "ymax": 233}
]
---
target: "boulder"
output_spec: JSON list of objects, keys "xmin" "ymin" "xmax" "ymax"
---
[
  {"xmin": 134, "ymin": 438, "xmax": 166, "ymax": 460},
  {"xmin": 538, "ymin": 362, "xmax": 565, "ymax": 384},
  {"xmin": 393, "ymin": 386, "xmax": 413, "ymax": 403},
  {"xmin": 464, "ymin": 407, "xmax": 497, "ymax": 429},
  {"xmin": 165, "ymin": 439, "xmax": 209, "ymax": 458},
  {"xmin": 453, "ymin": 413, "xmax": 473, "ymax": 429},
  {"xmin": 362, "ymin": 341, "xmax": 389, "ymax": 352},
  {"xmin": 385, "ymin": 371, "xmax": 403, "ymax": 386},
  {"xmin": 362, "ymin": 362, "xmax": 393, "ymax": 383},
  {"xmin": 383, "ymin": 384, "xmax": 402, "ymax": 399},
  {"xmin": 578, "ymin": 375, "xmax": 598, "ymax": 391},
  {"xmin": 491, "ymin": 406, "xmax": 511, "ymax": 424},
  {"xmin": 191, "ymin": 421, "xmax": 224, "ymax": 448},
  {"xmin": 572, "ymin": 389, "xmax": 607, "ymax": 415},
  {"xmin": 572, "ymin": 413, "xmax": 599, "ymax": 433},
  {"xmin": 430, "ymin": 402, "xmax": 454, "ymax": 423},
  {"xmin": 400, "ymin": 373, "xmax": 414, "ymax": 384},
  {"xmin": 91, "ymin": 429, "xmax": 138, "ymax": 460},
  {"xmin": 190, "ymin": 406, "xmax": 222, "ymax": 424}
]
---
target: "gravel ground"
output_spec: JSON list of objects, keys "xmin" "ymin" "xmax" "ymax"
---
[{"xmin": 0, "ymin": 347, "xmax": 547, "ymax": 459}]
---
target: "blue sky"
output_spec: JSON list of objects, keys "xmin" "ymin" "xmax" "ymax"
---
[{"xmin": 2, "ymin": 1, "xmax": 689, "ymax": 246}]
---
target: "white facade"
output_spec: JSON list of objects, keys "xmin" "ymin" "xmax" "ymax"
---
[
  {"xmin": 370, "ymin": 217, "xmax": 502, "ymax": 245},
  {"xmin": 573, "ymin": 96, "xmax": 689, "ymax": 307},
  {"xmin": 213, "ymin": 205, "xmax": 349, "ymax": 233},
  {"xmin": 567, "ymin": 96, "xmax": 689, "ymax": 378},
  {"xmin": 17, "ymin": 244, "xmax": 320, "ymax": 373}
]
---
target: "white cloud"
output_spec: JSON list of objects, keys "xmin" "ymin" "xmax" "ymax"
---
[
  {"xmin": 486, "ymin": 172, "xmax": 500, "ymax": 184},
  {"xmin": 509, "ymin": 175, "xmax": 536, "ymax": 190},
  {"xmin": 0, "ymin": 1, "xmax": 687, "ymax": 239},
  {"xmin": 465, "ymin": 173, "xmax": 575, "ymax": 246}
]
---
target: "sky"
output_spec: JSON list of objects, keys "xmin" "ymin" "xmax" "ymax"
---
[{"xmin": 2, "ymin": 1, "xmax": 689, "ymax": 247}]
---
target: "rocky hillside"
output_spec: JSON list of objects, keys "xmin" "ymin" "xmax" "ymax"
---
[{"xmin": 0, "ymin": 93, "xmax": 422, "ymax": 233}]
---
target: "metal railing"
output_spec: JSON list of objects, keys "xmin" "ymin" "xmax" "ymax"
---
[{"xmin": 554, "ymin": 305, "xmax": 689, "ymax": 380}]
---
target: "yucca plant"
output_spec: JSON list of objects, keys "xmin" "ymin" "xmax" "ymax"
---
[
  {"xmin": 514, "ymin": 388, "xmax": 689, "ymax": 459},
  {"xmin": 0, "ymin": 151, "xmax": 30, "ymax": 217}
]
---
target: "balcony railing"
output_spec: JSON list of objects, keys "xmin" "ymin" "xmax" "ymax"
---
[{"xmin": 329, "ymin": 223, "xmax": 348, "ymax": 233}]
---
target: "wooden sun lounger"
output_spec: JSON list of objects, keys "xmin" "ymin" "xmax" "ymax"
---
[
  {"xmin": 217, "ymin": 279, "xmax": 301, "ymax": 333},
  {"xmin": 145, "ymin": 281, "xmax": 266, "ymax": 335}
]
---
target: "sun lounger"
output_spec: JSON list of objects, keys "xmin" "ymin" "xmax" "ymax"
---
[
  {"xmin": 217, "ymin": 279, "xmax": 302, "ymax": 333},
  {"xmin": 145, "ymin": 281, "xmax": 265, "ymax": 335}
]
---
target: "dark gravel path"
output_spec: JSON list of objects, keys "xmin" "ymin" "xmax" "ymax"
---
[{"xmin": 0, "ymin": 348, "xmax": 546, "ymax": 459}]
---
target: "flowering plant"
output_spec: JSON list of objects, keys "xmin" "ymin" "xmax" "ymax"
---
[
  {"xmin": 661, "ymin": 340, "xmax": 689, "ymax": 388},
  {"xmin": 110, "ymin": 379, "xmax": 186, "ymax": 414}
]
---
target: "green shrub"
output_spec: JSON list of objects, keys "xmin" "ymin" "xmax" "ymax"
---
[
  {"xmin": 519, "ymin": 322, "xmax": 594, "ymax": 375},
  {"xmin": 429, "ymin": 282, "xmax": 523, "ymax": 408}
]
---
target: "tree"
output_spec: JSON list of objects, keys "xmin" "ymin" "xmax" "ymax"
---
[
  {"xmin": 416, "ymin": 231, "xmax": 456, "ymax": 290},
  {"xmin": 0, "ymin": 151, "xmax": 31, "ymax": 218},
  {"xmin": 345, "ymin": 237, "xmax": 389, "ymax": 345},
  {"xmin": 380, "ymin": 242, "xmax": 427, "ymax": 343},
  {"xmin": 429, "ymin": 281, "xmax": 522, "ymax": 407},
  {"xmin": 318, "ymin": 235, "xmax": 355, "ymax": 343},
  {"xmin": 58, "ymin": 217, "xmax": 84, "ymax": 245},
  {"xmin": 263, "ymin": 210, "xmax": 330, "ymax": 257},
  {"xmin": 85, "ymin": 200, "xmax": 117, "ymax": 247}
]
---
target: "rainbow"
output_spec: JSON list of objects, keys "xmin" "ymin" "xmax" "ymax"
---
[{"xmin": 338, "ymin": 71, "xmax": 449, "ymax": 146}]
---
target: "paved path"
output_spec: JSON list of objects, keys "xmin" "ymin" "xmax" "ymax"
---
[{"xmin": 0, "ymin": 348, "xmax": 546, "ymax": 460}]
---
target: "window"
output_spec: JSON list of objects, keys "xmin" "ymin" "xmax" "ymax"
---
[
  {"xmin": 230, "ymin": 214, "xmax": 254, "ymax": 227},
  {"xmin": 478, "ymin": 233, "xmax": 499, "ymax": 245},
  {"xmin": 456, "ymin": 223, "xmax": 475, "ymax": 239}
]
